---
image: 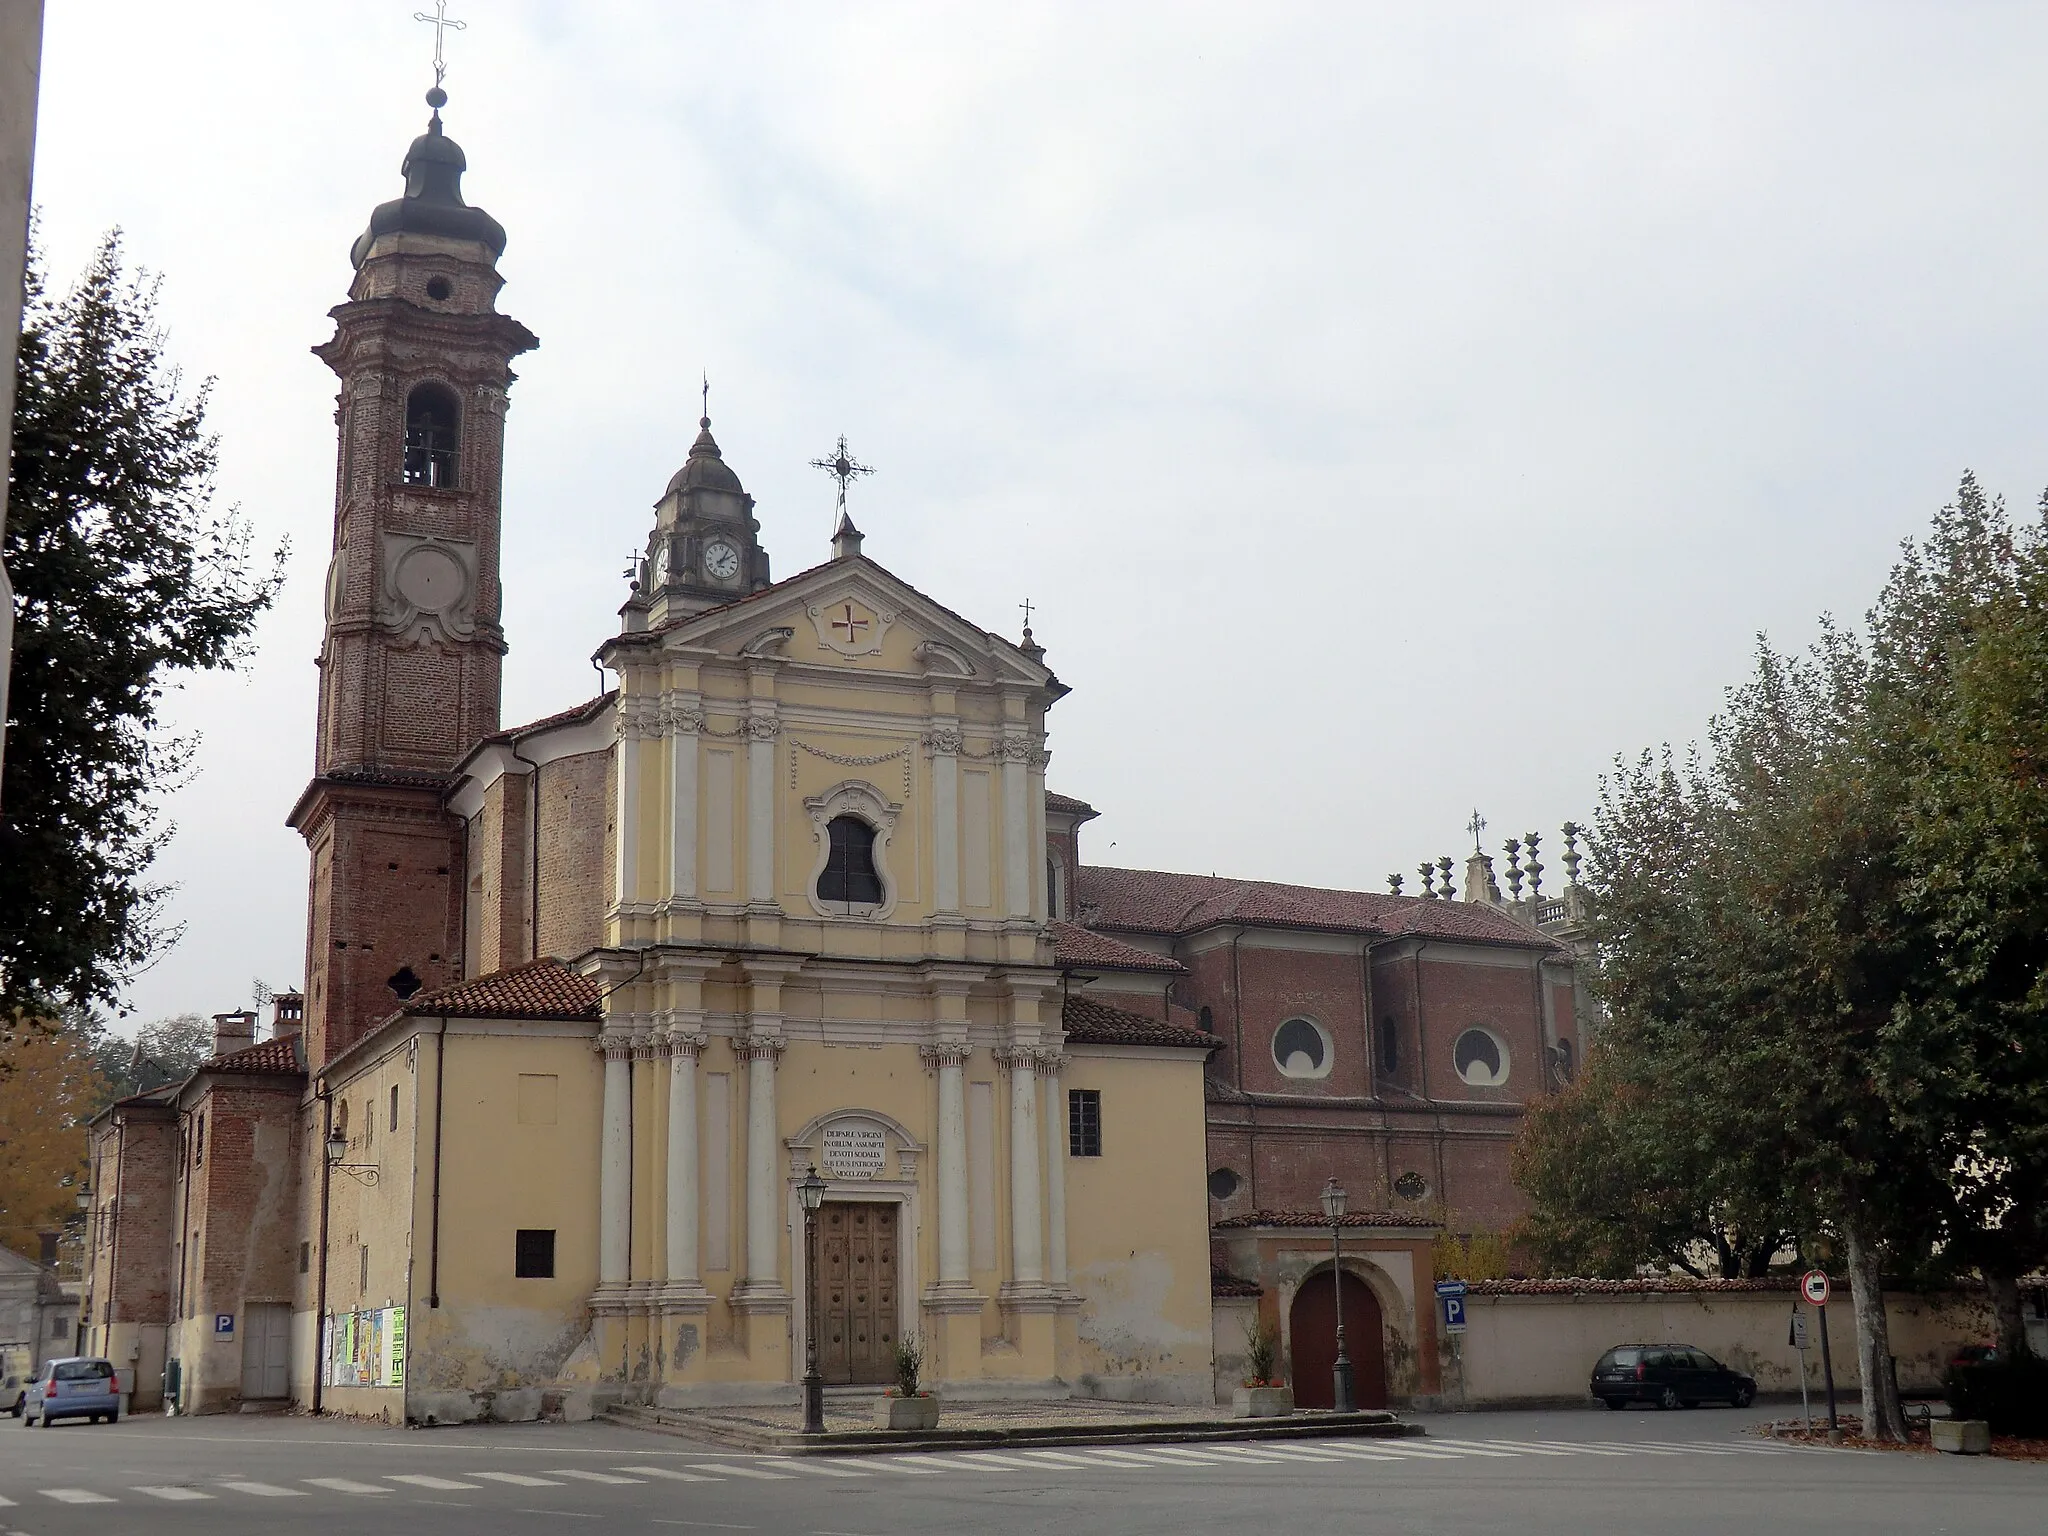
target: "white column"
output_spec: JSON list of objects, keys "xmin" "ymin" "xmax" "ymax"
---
[
  {"xmin": 1038, "ymin": 1052, "xmax": 1069, "ymax": 1288},
  {"xmin": 614, "ymin": 702, "xmax": 644, "ymax": 911},
  {"xmin": 1001, "ymin": 1048, "xmax": 1044, "ymax": 1286},
  {"xmin": 1000, "ymin": 735, "xmax": 1031, "ymax": 918},
  {"xmin": 598, "ymin": 1034, "xmax": 634, "ymax": 1290},
  {"xmin": 922, "ymin": 1042, "xmax": 972, "ymax": 1287},
  {"xmin": 668, "ymin": 702, "xmax": 702, "ymax": 902},
  {"xmin": 745, "ymin": 713, "xmax": 777, "ymax": 905},
  {"xmin": 738, "ymin": 1034, "xmax": 787, "ymax": 1288},
  {"xmin": 930, "ymin": 725, "xmax": 960, "ymax": 913},
  {"xmin": 664, "ymin": 1031, "xmax": 709, "ymax": 1293}
]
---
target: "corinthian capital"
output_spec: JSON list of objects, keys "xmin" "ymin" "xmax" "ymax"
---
[
  {"xmin": 1032, "ymin": 1050, "xmax": 1069, "ymax": 1077},
  {"xmin": 733, "ymin": 1033, "xmax": 787, "ymax": 1063},
  {"xmin": 919, "ymin": 1041, "xmax": 972, "ymax": 1071}
]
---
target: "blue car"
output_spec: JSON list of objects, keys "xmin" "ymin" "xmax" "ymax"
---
[{"xmin": 22, "ymin": 1357, "xmax": 120, "ymax": 1428}]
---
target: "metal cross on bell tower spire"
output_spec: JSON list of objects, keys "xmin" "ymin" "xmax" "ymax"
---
[{"xmin": 415, "ymin": 1, "xmax": 467, "ymax": 92}]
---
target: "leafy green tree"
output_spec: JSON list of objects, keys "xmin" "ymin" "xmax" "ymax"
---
[
  {"xmin": 1, "ymin": 231, "xmax": 285, "ymax": 1023},
  {"xmin": 86, "ymin": 1010, "xmax": 212, "ymax": 1106}
]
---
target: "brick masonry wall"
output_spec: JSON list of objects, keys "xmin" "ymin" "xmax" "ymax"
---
[
  {"xmin": 535, "ymin": 748, "xmax": 609, "ymax": 959},
  {"xmin": 89, "ymin": 1111, "xmax": 177, "ymax": 1328}
]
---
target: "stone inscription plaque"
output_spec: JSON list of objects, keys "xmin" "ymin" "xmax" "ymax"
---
[{"xmin": 821, "ymin": 1124, "xmax": 888, "ymax": 1180}]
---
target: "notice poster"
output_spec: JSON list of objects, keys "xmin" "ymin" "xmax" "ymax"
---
[
  {"xmin": 382, "ymin": 1308, "xmax": 406, "ymax": 1388},
  {"xmin": 352, "ymin": 1309, "xmax": 383, "ymax": 1386}
]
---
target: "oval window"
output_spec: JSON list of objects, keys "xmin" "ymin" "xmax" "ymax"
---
[
  {"xmin": 1393, "ymin": 1170, "xmax": 1429, "ymax": 1202},
  {"xmin": 1453, "ymin": 1027, "xmax": 1509, "ymax": 1087},
  {"xmin": 1272, "ymin": 1017, "xmax": 1331, "ymax": 1079},
  {"xmin": 1207, "ymin": 1168, "xmax": 1241, "ymax": 1200}
]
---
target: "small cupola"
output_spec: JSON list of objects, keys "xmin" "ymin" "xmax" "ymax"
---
[
  {"xmin": 631, "ymin": 402, "xmax": 770, "ymax": 630},
  {"xmin": 350, "ymin": 88, "xmax": 510, "ymax": 270}
]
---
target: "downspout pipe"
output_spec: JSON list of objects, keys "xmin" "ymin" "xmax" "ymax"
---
[
  {"xmin": 429, "ymin": 1019, "xmax": 447, "ymax": 1308},
  {"xmin": 313, "ymin": 1085, "xmax": 332, "ymax": 1415},
  {"xmin": 510, "ymin": 738, "xmax": 543, "ymax": 964}
]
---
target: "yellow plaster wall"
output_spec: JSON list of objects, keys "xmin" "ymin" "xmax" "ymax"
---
[{"xmin": 1062, "ymin": 1048, "xmax": 1216, "ymax": 1404}]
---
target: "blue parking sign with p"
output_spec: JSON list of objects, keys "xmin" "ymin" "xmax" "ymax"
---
[
  {"xmin": 1442, "ymin": 1295, "xmax": 1467, "ymax": 1332},
  {"xmin": 214, "ymin": 1313, "xmax": 234, "ymax": 1337}
]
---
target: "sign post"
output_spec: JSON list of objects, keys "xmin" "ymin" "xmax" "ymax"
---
[
  {"xmin": 1788, "ymin": 1305, "xmax": 1810, "ymax": 1430},
  {"xmin": 1435, "ymin": 1280, "xmax": 1469, "ymax": 1412},
  {"xmin": 1801, "ymin": 1270, "xmax": 1838, "ymax": 1437}
]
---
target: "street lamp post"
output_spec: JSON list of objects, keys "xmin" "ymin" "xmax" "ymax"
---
[
  {"xmin": 1321, "ymin": 1176, "xmax": 1355, "ymax": 1413},
  {"xmin": 797, "ymin": 1162, "xmax": 828, "ymax": 1435}
]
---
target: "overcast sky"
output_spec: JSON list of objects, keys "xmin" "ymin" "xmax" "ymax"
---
[{"xmin": 27, "ymin": 2, "xmax": 2048, "ymax": 1029}]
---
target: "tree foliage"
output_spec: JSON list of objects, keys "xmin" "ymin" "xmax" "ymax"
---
[
  {"xmin": 1, "ymin": 230, "xmax": 286, "ymax": 1023},
  {"xmin": 0, "ymin": 1022, "xmax": 104, "ymax": 1264},
  {"xmin": 1519, "ymin": 474, "xmax": 2048, "ymax": 1441}
]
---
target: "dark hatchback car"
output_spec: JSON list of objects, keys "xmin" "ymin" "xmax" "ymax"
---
[{"xmin": 1592, "ymin": 1344, "xmax": 1757, "ymax": 1410}]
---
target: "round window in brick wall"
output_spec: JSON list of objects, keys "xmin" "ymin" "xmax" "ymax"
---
[
  {"xmin": 1272, "ymin": 1016, "xmax": 1332, "ymax": 1079},
  {"xmin": 1453, "ymin": 1027, "xmax": 1510, "ymax": 1087},
  {"xmin": 1393, "ymin": 1170, "xmax": 1429, "ymax": 1201},
  {"xmin": 1208, "ymin": 1167, "xmax": 1241, "ymax": 1200}
]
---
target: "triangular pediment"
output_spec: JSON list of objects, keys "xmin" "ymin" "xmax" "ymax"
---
[{"xmin": 644, "ymin": 555, "xmax": 1057, "ymax": 691}]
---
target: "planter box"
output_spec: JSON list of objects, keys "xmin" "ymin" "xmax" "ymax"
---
[
  {"xmin": 1931, "ymin": 1418, "xmax": 1991, "ymax": 1455},
  {"xmin": 876, "ymin": 1395, "xmax": 940, "ymax": 1431},
  {"xmin": 1232, "ymin": 1385, "xmax": 1295, "ymax": 1419}
]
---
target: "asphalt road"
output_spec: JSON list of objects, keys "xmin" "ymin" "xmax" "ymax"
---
[{"xmin": 0, "ymin": 1401, "xmax": 2037, "ymax": 1536}]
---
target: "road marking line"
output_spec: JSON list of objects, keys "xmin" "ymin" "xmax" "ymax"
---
[
  {"xmin": 945, "ymin": 1452, "xmax": 1054, "ymax": 1470},
  {"xmin": 888, "ymin": 1455, "xmax": 1000, "ymax": 1473},
  {"xmin": 778, "ymin": 1461, "xmax": 868, "ymax": 1477},
  {"xmin": 1181, "ymin": 1444, "xmax": 1313, "ymax": 1462},
  {"xmin": 1324, "ymin": 1445, "xmax": 1465, "ymax": 1462},
  {"xmin": 679, "ymin": 1463, "xmax": 791, "ymax": 1481},
  {"xmin": 134, "ymin": 1487, "xmax": 215, "ymax": 1501},
  {"xmin": 41, "ymin": 1491, "xmax": 116, "ymax": 1504},
  {"xmin": 0, "ymin": 1497, "xmax": 15, "ymax": 1508},
  {"xmin": 1426, "ymin": 1440, "xmax": 1576, "ymax": 1457},
  {"xmin": 389, "ymin": 1475, "xmax": 483, "ymax": 1490},
  {"xmin": 470, "ymin": 1472, "xmax": 569, "ymax": 1486},
  {"xmin": 1297, "ymin": 1445, "xmax": 1409, "ymax": 1463},
  {"xmin": 1132, "ymin": 1447, "xmax": 1241, "ymax": 1464},
  {"xmin": 651, "ymin": 1521, "xmax": 755, "ymax": 1530},
  {"xmin": 1626, "ymin": 1442, "xmax": 1739, "ymax": 1455},
  {"xmin": 1527, "ymin": 1443, "xmax": 1632, "ymax": 1457},
  {"xmin": 1577, "ymin": 1443, "xmax": 1687, "ymax": 1456},
  {"xmin": 1053, "ymin": 1448, "xmax": 1172, "ymax": 1467},
  {"xmin": 1397, "ymin": 1442, "xmax": 1522, "ymax": 1458},
  {"xmin": 863, "ymin": 1458, "xmax": 948, "ymax": 1474},
  {"xmin": 614, "ymin": 1466, "xmax": 717, "ymax": 1482},
  {"xmin": 219, "ymin": 1482, "xmax": 308, "ymax": 1497},
  {"xmin": 1015, "ymin": 1449, "xmax": 1116, "ymax": 1467},
  {"xmin": 542, "ymin": 1469, "xmax": 644, "ymax": 1484},
  {"xmin": 305, "ymin": 1478, "xmax": 390, "ymax": 1494}
]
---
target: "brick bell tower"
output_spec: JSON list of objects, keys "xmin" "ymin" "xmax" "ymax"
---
[{"xmin": 289, "ymin": 84, "xmax": 538, "ymax": 1070}]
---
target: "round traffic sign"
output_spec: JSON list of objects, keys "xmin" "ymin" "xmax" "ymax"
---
[{"xmin": 1800, "ymin": 1269, "xmax": 1831, "ymax": 1306}]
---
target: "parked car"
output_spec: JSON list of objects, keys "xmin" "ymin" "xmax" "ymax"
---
[
  {"xmin": 21, "ymin": 1357, "xmax": 121, "ymax": 1428},
  {"xmin": 3, "ymin": 1368, "xmax": 24, "ymax": 1418},
  {"xmin": 1591, "ymin": 1344, "xmax": 1757, "ymax": 1410}
]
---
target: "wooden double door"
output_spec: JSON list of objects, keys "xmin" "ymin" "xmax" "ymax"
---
[
  {"xmin": 817, "ymin": 1202, "xmax": 900, "ymax": 1386},
  {"xmin": 1289, "ymin": 1268, "xmax": 1387, "ymax": 1409}
]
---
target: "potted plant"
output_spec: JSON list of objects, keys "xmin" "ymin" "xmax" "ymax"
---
[
  {"xmin": 1232, "ymin": 1317, "xmax": 1293, "ymax": 1418},
  {"xmin": 875, "ymin": 1334, "xmax": 940, "ymax": 1431}
]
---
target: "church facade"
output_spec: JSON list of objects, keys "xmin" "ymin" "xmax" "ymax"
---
[{"xmin": 79, "ymin": 93, "xmax": 1590, "ymax": 1422}]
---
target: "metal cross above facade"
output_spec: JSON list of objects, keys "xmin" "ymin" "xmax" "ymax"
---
[
  {"xmin": 810, "ymin": 435, "xmax": 874, "ymax": 524},
  {"xmin": 1468, "ymin": 808, "xmax": 1488, "ymax": 854},
  {"xmin": 414, "ymin": 1, "xmax": 467, "ymax": 88}
]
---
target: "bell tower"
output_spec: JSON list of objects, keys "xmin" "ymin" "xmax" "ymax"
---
[{"xmin": 290, "ymin": 85, "xmax": 539, "ymax": 1070}]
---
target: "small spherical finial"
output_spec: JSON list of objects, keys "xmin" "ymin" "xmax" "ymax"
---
[{"xmin": 426, "ymin": 85, "xmax": 448, "ymax": 110}]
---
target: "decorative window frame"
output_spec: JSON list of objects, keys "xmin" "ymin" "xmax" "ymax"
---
[
  {"xmin": 1452, "ymin": 1026, "xmax": 1511, "ymax": 1087},
  {"xmin": 803, "ymin": 778, "xmax": 901, "ymax": 921},
  {"xmin": 1271, "ymin": 1015, "xmax": 1334, "ymax": 1080}
]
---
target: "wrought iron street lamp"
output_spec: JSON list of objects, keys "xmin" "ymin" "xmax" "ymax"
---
[
  {"xmin": 1321, "ymin": 1176, "xmax": 1355, "ymax": 1413},
  {"xmin": 325, "ymin": 1127, "xmax": 380, "ymax": 1186},
  {"xmin": 797, "ymin": 1161, "xmax": 829, "ymax": 1435}
]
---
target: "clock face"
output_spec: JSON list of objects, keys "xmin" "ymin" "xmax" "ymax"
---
[
  {"xmin": 704, "ymin": 540, "xmax": 741, "ymax": 580},
  {"xmin": 651, "ymin": 542, "xmax": 671, "ymax": 585}
]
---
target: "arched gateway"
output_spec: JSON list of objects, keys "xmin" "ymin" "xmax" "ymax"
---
[{"xmin": 1289, "ymin": 1268, "xmax": 1387, "ymax": 1409}]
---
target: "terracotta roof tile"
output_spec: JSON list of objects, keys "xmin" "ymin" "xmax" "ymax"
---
[
  {"xmin": 1211, "ymin": 1269, "xmax": 1263, "ymax": 1298},
  {"xmin": 1045, "ymin": 791, "xmax": 1098, "ymax": 818},
  {"xmin": 1060, "ymin": 994, "xmax": 1216, "ymax": 1050},
  {"xmin": 483, "ymin": 692, "xmax": 616, "ymax": 745},
  {"xmin": 402, "ymin": 958, "xmax": 602, "ymax": 1021},
  {"xmin": 1048, "ymin": 920, "xmax": 1185, "ymax": 975},
  {"xmin": 1464, "ymin": 1276, "xmax": 1808, "ymax": 1296},
  {"xmin": 1077, "ymin": 865, "xmax": 1559, "ymax": 950},
  {"xmin": 1213, "ymin": 1209, "xmax": 1443, "ymax": 1230},
  {"xmin": 206, "ymin": 1036, "xmax": 305, "ymax": 1075}
]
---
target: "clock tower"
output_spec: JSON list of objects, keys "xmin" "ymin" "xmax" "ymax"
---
[{"xmin": 622, "ymin": 413, "xmax": 771, "ymax": 631}]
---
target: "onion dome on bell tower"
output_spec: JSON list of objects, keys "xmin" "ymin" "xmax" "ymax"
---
[{"xmin": 623, "ymin": 387, "xmax": 773, "ymax": 632}]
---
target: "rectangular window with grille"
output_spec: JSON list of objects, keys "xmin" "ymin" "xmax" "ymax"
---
[
  {"xmin": 1068, "ymin": 1088, "xmax": 1102, "ymax": 1158},
  {"xmin": 515, "ymin": 1229, "xmax": 556, "ymax": 1279}
]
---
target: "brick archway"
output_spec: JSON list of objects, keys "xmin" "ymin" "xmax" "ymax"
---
[{"xmin": 1289, "ymin": 1266, "xmax": 1386, "ymax": 1409}]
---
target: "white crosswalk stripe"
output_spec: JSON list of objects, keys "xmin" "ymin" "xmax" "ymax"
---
[
  {"xmin": 614, "ymin": 1466, "xmax": 716, "ymax": 1482},
  {"xmin": 867, "ymin": 1456, "xmax": 951, "ymax": 1473},
  {"xmin": 0, "ymin": 1494, "xmax": 15, "ymax": 1507},
  {"xmin": 41, "ymin": 1490, "xmax": 115, "ymax": 1504},
  {"xmin": 134, "ymin": 1486, "xmax": 216, "ymax": 1500},
  {"xmin": 544, "ymin": 1468, "xmax": 646, "ymax": 1484},
  {"xmin": 680, "ymin": 1462, "xmax": 791, "ymax": 1481},
  {"xmin": 1017, "ymin": 1448, "xmax": 1120, "ymax": 1468},
  {"xmin": 389, "ymin": 1474, "xmax": 482, "ymax": 1490},
  {"xmin": 467, "ymin": 1472, "xmax": 568, "ymax": 1486},
  {"xmin": 946, "ymin": 1451, "xmax": 1052, "ymax": 1470},
  {"xmin": 305, "ymin": 1478, "xmax": 391, "ymax": 1494},
  {"xmin": 777, "ymin": 1459, "xmax": 869, "ymax": 1476},
  {"xmin": 219, "ymin": 1481, "xmax": 307, "ymax": 1497}
]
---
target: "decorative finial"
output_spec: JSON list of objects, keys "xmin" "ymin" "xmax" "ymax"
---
[
  {"xmin": 414, "ymin": 2, "xmax": 466, "ymax": 112},
  {"xmin": 1418, "ymin": 861, "xmax": 1436, "ymax": 899},
  {"xmin": 1503, "ymin": 837, "xmax": 1523, "ymax": 900},
  {"xmin": 700, "ymin": 371, "xmax": 710, "ymax": 427},
  {"xmin": 622, "ymin": 549, "xmax": 642, "ymax": 593},
  {"xmin": 1561, "ymin": 822, "xmax": 1582, "ymax": 887},
  {"xmin": 1021, "ymin": 596, "xmax": 1036, "ymax": 642},
  {"xmin": 1437, "ymin": 855, "xmax": 1456, "ymax": 901},
  {"xmin": 1524, "ymin": 832, "xmax": 1543, "ymax": 900},
  {"xmin": 1467, "ymin": 808, "xmax": 1487, "ymax": 855},
  {"xmin": 810, "ymin": 434, "xmax": 874, "ymax": 537},
  {"xmin": 1387, "ymin": 873, "xmax": 1404, "ymax": 895}
]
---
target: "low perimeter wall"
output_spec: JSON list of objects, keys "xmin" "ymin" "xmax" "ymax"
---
[{"xmin": 1446, "ymin": 1282, "xmax": 1995, "ymax": 1406}]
